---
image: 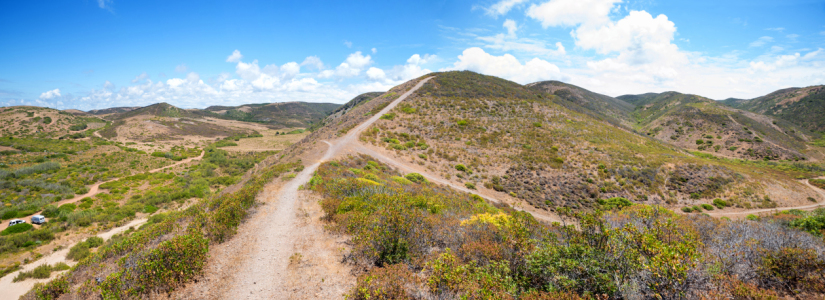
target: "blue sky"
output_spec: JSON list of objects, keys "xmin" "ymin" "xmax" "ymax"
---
[{"xmin": 1, "ymin": 0, "xmax": 823, "ymax": 110}]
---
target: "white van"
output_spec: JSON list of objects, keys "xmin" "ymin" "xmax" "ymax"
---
[
  {"xmin": 8, "ymin": 219, "xmax": 25, "ymax": 226},
  {"xmin": 31, "ymin": 215, "xmax": 46, "ymax": 224}
]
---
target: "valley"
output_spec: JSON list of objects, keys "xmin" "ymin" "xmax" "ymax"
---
[{"xmin": 2, "ymin": 71, "xmax": 824, "ymax": 299}]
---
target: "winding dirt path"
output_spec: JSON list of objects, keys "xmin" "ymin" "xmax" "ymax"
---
[
  {"xmin": 0, "ymin": 218, "xmax": 148, "ymax": 300},
  {"xmin": 703, "ymin": 176, "xmax": 825, "ymax": 218},
  {"xmin": 1, "ymin": 151, "xmax": 204, "ymax": 231},
  {"xmin": 218, "ymin": 78, "xmax": 435, "ymax": 299}
]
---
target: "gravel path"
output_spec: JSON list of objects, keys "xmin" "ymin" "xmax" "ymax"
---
[{"xmin": 220, "ymin": 77, "xmax": 434, "ymax": 299}]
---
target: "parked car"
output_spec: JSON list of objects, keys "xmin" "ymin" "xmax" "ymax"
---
[
  {"xmin": 31, "ymin": 215, "xmax": 46, "ymax": 224},
  {"xmin": 8, "ymin": 219, "xmax": 25, "ymax": 226}
]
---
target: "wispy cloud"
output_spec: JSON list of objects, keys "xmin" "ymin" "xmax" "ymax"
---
[
  {"xmin": 749, "ymin": 36, "xmax": 773, "ymax": 47},
  {"xmin": 765, "ymin": 27, "xmax": 785, "ymax": 32},
  {"xmin": 480, "ymin": 0, "xmax": 529, "ymax": 17},
  {"xmin": 97, "ymin": 0, "xmax": 114, "ymax": 13}
]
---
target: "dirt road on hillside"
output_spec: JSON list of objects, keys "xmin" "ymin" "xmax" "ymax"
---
[
  {"xmin": 704, "ymin": 176, "xmax": 825, "ymax": 218},
  {"xmin": 211, "ymin": 77, "xmax": 435, "ymax": 299},
  {"xmin": 1, "ymin": 151, "xmax": 203, "ymax": 231},
  {"xmin": 0, "ymin": 218, "xmax": 148, "ymax": 300}
]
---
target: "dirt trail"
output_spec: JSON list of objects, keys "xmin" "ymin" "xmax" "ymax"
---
[
  {"xmin": 347, "ymin": 143, "xmax": 561, "ymax": 223},
  {"xmin": 1, "ymin": 151, "xmax": 203, "ymax": 231},
  {"xmin": 216, "ymin": 78, "xmax": 434, "ymax": 299},
  {"xmin": 0, "ymin": 218, "xmax": 147, "ymax": 300},
  {"xmin": 704, "ymin": 176, "xmax": 825, "ymax": 218}
]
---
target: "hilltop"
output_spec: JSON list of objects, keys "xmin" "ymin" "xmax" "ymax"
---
[
  {"xmin": 0, "ymin": 106, "xmax": 106, "ymax": 138},
  {"xmin": 619, "ymin": 91, "xmax": 817, "ymax": 161},
  {"xmin": 201, "ymin": 101, "xmax": 341, "ymax": 128},
  {"xmin": 721, "ymin": 85, "xmax": 825, "ymax": 132},
  {"xmin": 527, "ymin": 80, "xmax": 635, "ymax": 128}
]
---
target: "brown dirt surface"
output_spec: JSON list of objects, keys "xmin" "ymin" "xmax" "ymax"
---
[
  {"xmin": 219, "ymin": 128, "xmax": 308, "ymax": 152},
  {"xmin": 0, "ymin": 218, "xmax": 147, "ymax": 300}
]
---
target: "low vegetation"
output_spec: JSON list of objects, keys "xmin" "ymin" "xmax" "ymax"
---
[{"xmin": 312, "ymin": 155, "xmax": 825, "ymax": 299}]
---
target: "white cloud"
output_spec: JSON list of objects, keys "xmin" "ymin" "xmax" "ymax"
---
[
  {"xmin": 301, "ymin": 56, "xmax": 324, "ymax": 70},
  {"xmin": 131, "ymin": 72, "xmax": 149, "ymax": 83},
  {"xmin": 406, "ymin": 54, "xmax": 436, "ymax": 65},
  {"xmin": 527, "ymin": 0, "xmax": 621, "ymax": 28},
  {"xmin": 39, "ymin": 89, "xmax": 61, "ymax": 100},
  {"xmin": 443, "ymin": 47, "xmax": 565, "ymax": 84},
  {"xmin": 503, "ymin": 19, "xmax": 518, "ymax": 37},
  {"xmin": 765, "ymin": 27, "xmax": 785, "ymax": 32},
  {"xmin": 344, "ymin": 40, "xmax": 353, "ymax": 48},
  {"xmin": 371, "ymin": 48, "xmax": 377, "ymax": 54},
  {"xmin": 484, "ymin": 0, "xmax": 528, "ymax": 17},
  {"xmin": 366, "ymin": 67, "xmax": 386, "ymax": 80},
  {"xmin": 749, "ymin": 36, "xmax": 773, "ymax": 47},
  {"xmin": 328, "ymin": 51, "xmax": 373, "ymax": 78},
  {"xmin": 226, "ymin": 50, "xmax": 243, "ymax": 63},
  {"xmin": 175, "ymin": 64, "xmax": 189, "ymax": 73}
]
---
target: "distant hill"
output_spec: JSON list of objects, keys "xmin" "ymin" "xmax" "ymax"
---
[
  {"xmin": 201, "ymin": 102, "xmax": 340, "ymax": 128},
  {"xmin": 87, "ymin": 106, "xmax": 141, "ymax": 115},
  {"xmin": 527, "ymin": 81, "xmax": 634, "ymax": 128},
  {"xmin": 112, "ymin": 102, "xmax": 200, "ymax": 120},
  {"xmin": 0, "ymin": 106, "xmax": 105, "ymax": 138},
  {"xmin": 619, "ymin": 91, "xmax": 814, "ymax": 161},
  {"xmin": 720, "ymin": 85, "xmax": 825, "ymax": 132},
  {"xmin": 97, "ymin": 102, "xmax": 252, "ymax": 142}
]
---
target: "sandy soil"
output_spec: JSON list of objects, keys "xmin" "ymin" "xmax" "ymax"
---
[
  {"xmin": 0, "ymin": 218, "xmax": 147, "ymax": 300},
  {"xmin": 219, "ymin": 129, "xmax": 308, "ymax": 152}
]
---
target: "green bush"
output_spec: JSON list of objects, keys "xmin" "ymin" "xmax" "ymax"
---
[
  {"xmin": 404, "ymin": 173, "xmax": 426, "ymax": 184},
  {"xmin": 681, "ymin": 207, "xmax": 693, "ymax": 213},
  {"xmin": 455, "ymin": 164, "xmax": 468, "ymax": 172},
  {"xmin": 1, "ymin": 223, "xmax": 33, "ymax": 236},
  {"xmin": 86, "ymin": 236, "xmax": 104, "ymax": 248},
  {"xmin": 713, "ymin": 198, "xmax": 728, "ymax": 209},
  {"xmin": 692, "ymin": 205, "xmax": 702, "ymax": 212},
  {"xmin": 13, "ymin": 263, "xmax": 70, "ymax": 282},
  {"xmin": 380, "ymin": 113, "xmax": 396, "ymax": 120},
  {"xmin": 66, "ymin": 242, "xmax": 91, "ymax": 261},
  {"xmin": 598, "ymin": 197, "xmax": 633, "ymax": 210},
  {"xmin": 464, "ymin": 182, "xmax": 476, "ymax": 190},
  {"xmin": 701, "ymin": 204, "xmax": 714, "ymax": 211}
]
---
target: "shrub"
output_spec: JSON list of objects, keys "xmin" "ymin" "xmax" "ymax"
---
[
  {"xmin": 86, "ymin": 236, "xmax": 104, "ymax": 248},
  {"xmin": 696, "ymin": 140, "xmax": 704, "ymax": 145},
  {"xmin": 746, "ymin": 214, "xmax": 759, "ymax": 221},
  {"xmin": 713, "ymin": 198, "xmax": 728, "ymax": 209},
  {"xmin": 681, "ymin": 207, "xmax": 693, "ymax": 213},
  {"xmin": 692, "ymin": 205, "xmax": 702, "ymax": 212},
  {"xmin": 13, "ymin": 263, "xmax": 70, "ymax": 282},
  {"xmin": 701, "ymin": 204, "xmax": 714, "ymax": 211},
  {"xmin": 597, "ymin": 197, "xmax": 633, "ymax": 210},
  {"xmin": 455, "ymin": 164, "xmax": 468, "ymax": 172},
  {"xmin": 465, "ymin": 182, "xmax": 476, "ymax": 190},
  {"xmin": 1, "ymin": 223, "xmax": 33, "ymax": 236},
  {"xmin": 457, "ymin": 119, "xmax": 469, "ymax": 126},
  {"xmin": 66, "ymin": 242, "xmax": 91, "ymax": 261},
  {"xmin": 404, "ymin": 173, "xmax": 426, "ymax": 184},
  {"xmin": 380, "ymin": 113, "xmax": 396, "ymax": 120}
]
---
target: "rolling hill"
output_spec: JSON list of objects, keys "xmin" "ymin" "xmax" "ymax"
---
[
  {"xmin": 721, "ymin": 85, "xmax": 825, "ymax": 132},
  {"xmin": 287, "ymin": 71, "xmax": 823, "ymax": 214},
  {"xmin": 0, "ymin": 106, "xmax": 106, "ymax": 138},
  {"xmin": 526, "ymin": 80, "xmax": 635, "ymax": 128},
  {"xmin": 201, "ymin": 101, "xmax": 341, "ymax": 128},
  {"xmin": 618, "ymin": 91, "xmax": 817, "ymax": 161}
]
